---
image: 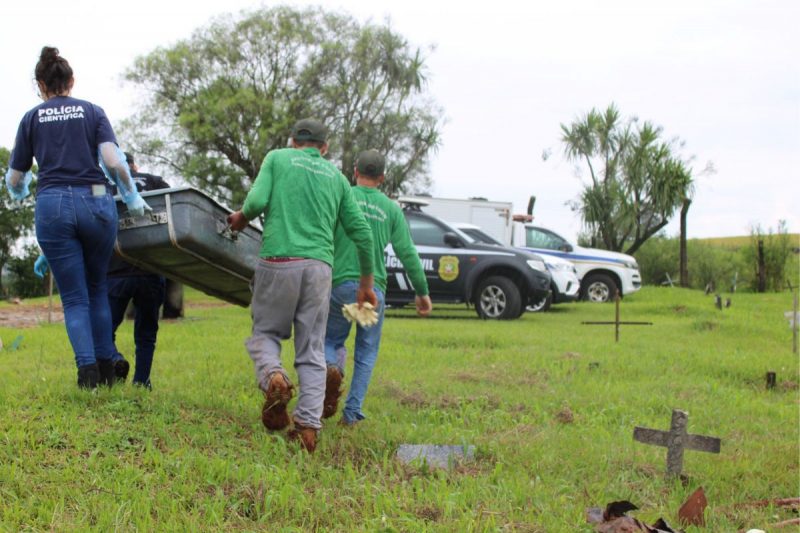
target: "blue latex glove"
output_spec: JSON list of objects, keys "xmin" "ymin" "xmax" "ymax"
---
[
  {"xmin": 33, "ymin": 255, "xmax": 49, "ymax": 279},
  {"xmin": 126, "ymin": 195, "xmax": 152, "ymax": 217},
  {"xmin": 4, "ymin": 168, "xmax": 32, "ymax": 201}
]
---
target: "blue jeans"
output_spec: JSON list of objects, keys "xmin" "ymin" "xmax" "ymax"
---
[
  {"xmin": 108, "ymin": 275, "xmax": 165, "ymax": 385},
  {"xmin": 324, "ymin": 281, "xmax": 386, "ymax": 424},
  {"xmin": 35, "ymin": 185, "xmax": 118, "ymax": 369}
]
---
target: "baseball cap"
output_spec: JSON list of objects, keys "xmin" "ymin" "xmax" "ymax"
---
[
  {"xmin": 291, "ymin": 118, "xmax": 328, "ymax": 143},
  {"xmin": 356, "ymin": 149, "xmax": 385, "ymax": 177},
  {"xmin": 124, "ymin": 152, "xmax": 135, "ymax": 166}
]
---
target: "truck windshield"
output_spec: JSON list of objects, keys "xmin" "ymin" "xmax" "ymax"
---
[
  {"xmin": 525, "ymin": 227, "xmax": 568, "ymax": 250},
  {"xmin": 407, "ymin": 214, "xmax": 476, "ymax": 245},
  {"xmin": 461, "ymin": 227, "xmax": 503, "ymax": 246}
]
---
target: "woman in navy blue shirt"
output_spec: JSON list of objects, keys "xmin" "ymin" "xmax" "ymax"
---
[{"xmin": 5, "ymin": 46, "xmax": 149, "ymax": 389}]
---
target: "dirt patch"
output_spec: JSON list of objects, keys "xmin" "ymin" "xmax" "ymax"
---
[
  {"xmin": 555, "ymin": 405, "xmax": 574, "ymax": 424},
  {"xmin": 437, "ymin": 394, "xmax": 501, "ymax": 410},
  {"xmin": 515, "ymin": 370, "xmax": 549, "ymax": 386},
  {"xmin": 0, "ymin": 299, "xmax": 232, "ymax": 329},
  {"xmin": 0, "ymin": 301, "xmax": 64, "ymax": 328},
  {"xmin": 383, "ymin": 382, "xmax": 431, "ymax": 409},
  {"xmin": 415, "ymin": 505, "xmax": 443, "ymax": 522},
  {"xmin": 451, "ymin": 371, "xmax": 483, "ymax": 383},
  {"xmin": 184, "ymin": 301, "xmax": 233, "ymax": 309},
  {"xmin": 694, "ymin": 320, "xmax": 719, "ymax": 331},
  {"xmin": 382, "ymin": 381, "xmax": 501, "ymax": 411}
]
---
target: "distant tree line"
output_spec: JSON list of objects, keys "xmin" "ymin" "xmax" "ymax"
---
[{"xmin": 634, "ymin": 221, "xmax": 797, "ymax": 292}]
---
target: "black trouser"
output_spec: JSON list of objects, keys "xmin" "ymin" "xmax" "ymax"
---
[{"xmin": 108, "ymin": 275, "xmax": 165, "ymax": 384}]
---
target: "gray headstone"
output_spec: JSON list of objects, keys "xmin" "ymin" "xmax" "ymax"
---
[{"xmin": 396, "ymin": 444, "xmax": 475, "ymax": 469}]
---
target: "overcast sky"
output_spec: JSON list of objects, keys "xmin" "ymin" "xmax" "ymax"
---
[{"xmin": 1, "ymin": 0, "xmax": 797, "ymax": 240}]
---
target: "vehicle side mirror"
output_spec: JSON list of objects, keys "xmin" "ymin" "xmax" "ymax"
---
[
  {"xmin": 443, "ymin": 232, "xmax": 464, "ymax": 248},
  {"xmin": 560, "ymin": 243, "xmax": 573, "ymax": 252}
]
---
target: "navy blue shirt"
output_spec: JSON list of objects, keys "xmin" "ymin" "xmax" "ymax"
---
[{"xmin": 10, "ymin": 95, "xmax": 116, "ymax": 192}]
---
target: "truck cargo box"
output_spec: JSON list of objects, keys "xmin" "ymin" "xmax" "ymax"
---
[{"xmin": 113, "ymin": 186, "xmax": 261, "ymax": 307}]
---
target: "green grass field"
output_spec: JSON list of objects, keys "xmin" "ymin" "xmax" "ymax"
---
[{"xmin": 1, "ymin": 287, "xmax": 797, "ymax": 531}]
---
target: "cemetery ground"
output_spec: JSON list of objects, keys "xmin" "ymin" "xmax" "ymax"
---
[{"xmin": 0, "ymin": 287, "xmax": 797, "ymax": 531}]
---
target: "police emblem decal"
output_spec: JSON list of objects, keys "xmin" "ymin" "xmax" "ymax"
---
[{"xmin": 438, "ymin": 256, "xmax": 459, "ymax": 282}]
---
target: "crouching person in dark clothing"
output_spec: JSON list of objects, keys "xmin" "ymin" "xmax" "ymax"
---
[{"xmin": 107, "ymin": 152, "xmax": 170, "ymax": 389}]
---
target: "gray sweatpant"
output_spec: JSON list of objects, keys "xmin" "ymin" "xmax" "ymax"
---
[{"xmin": 246, "ymin": 258, "xmax": 332, "ymax": 430}]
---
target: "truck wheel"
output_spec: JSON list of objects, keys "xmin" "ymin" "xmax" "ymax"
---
[
  {"xmin": 582, "ymin": 274, "xmax": 618, "ymax": 303},
  {"xmin": 527, "ymin": 290, "xmax": 552, "ymax": 312},
  {"xmin": 475, "ymin": 276, "xmax": 522, "ymax": 319}
]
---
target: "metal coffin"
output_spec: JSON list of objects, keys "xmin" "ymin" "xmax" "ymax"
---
[{"xmin": 114, "ymin": 186, "xmax": 261, "ymax": 307}]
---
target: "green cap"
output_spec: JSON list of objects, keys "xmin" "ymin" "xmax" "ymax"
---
[
  {"xmin": 291, "ymin": 118, "xmax": 328, "ymax": 142},
  {"xmin": 356, "ymin": 149, "xmax": 385, "ymax": 177}
]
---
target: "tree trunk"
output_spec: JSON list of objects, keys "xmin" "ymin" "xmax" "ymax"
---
[
  {"xmin": 679, "ymin": 198, "xmax": 691, "ymax": 287},
  {"xmin": 757, "ymin": 239, "xmax": 767, "ymax": 293},
  {"xmin": 162, "ymin": 279, "xmax": 184, "ymax": 319}
]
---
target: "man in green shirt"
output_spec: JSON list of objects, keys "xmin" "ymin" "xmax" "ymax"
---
[
  {"xmin": 323, "ymin": 149, "xmax": 432, "ymax": 425},
  {"xmin": 227, "ymin": 119, "xmax": 376, "ymax": 452}
]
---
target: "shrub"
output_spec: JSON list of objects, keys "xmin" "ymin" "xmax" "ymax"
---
[
  {"xmin": 5, "ymin": 245, "xmax": 49, "ymax": 299},
  {"xmin": 633, "ymin": 236, "xmax": 678, "ymax": 287},
  {"xmin": 686, "ymin": 240, "xmax": 746, "ymax": 292},
  {"xmin": 634, "ymin": 237, "xmax": 747, "ymax": 291},
  {"xmin": 742, "ymin": 221, "xmax": 797, "ymax": 292}
]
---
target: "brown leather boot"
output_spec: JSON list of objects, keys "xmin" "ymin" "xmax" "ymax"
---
[
  {"xmin": 287, "ymin": 423, "xmax": 318, "ymax": 453},
  {"xmin": 322, "ymin": 366, "xmax": 343, "ymax": 419},
  {"xmin": 261, "ymin": 373, "xmax": 293, "ymax": 431}
]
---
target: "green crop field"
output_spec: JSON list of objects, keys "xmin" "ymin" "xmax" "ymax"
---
[
  {"xmin": 697, "ymin": 233, "xmax": 800, "ymax": 249},
  {"xmin": 1, "ymin": 287, "xmax": 797, "ymax": 531}
]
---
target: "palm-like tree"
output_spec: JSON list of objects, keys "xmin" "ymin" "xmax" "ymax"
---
[{"xmin": 561, "ymin": 104, "xmax": 693, "ymax": 255}]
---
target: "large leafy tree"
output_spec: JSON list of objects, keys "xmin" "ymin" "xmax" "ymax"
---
[
  {"xmin": 561, "ymin": 104, "xmax": 693, "ymax": 255},
  {"xmin": 0, "ymin": 147, "xmax": 36, "ymax": 295},
  {"xmin": 121, "ymin": 6, "xmax": 442, "ymax": 205}
]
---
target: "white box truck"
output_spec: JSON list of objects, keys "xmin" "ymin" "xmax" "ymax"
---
[
  {"xmin": 400, "ymin": 196, "xmax": 513, "ymax": 246},
  {"xmin": 402, "ymin": 195, "xmax": 642, "ymax": 302}
]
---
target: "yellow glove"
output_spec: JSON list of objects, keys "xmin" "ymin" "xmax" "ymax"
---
[{"xmin": 342, "ymin": 302, "xmax": 379, "ymax": 328}]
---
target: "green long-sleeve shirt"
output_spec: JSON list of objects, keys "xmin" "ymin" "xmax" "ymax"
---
[
  {"xmin": 332, "ymin": 186, "xmax": 429, "ymax": 295},
  {"xmin": 242, "ymin": 148, "xmax": 373, "ymax": 274}
]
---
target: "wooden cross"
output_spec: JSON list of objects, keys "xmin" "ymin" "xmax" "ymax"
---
[
  {"xmin": 582, "ymin": 292, "xmax": 653, "ymax": 342},
  {"xmin": 633, "ymin": 409, "xmax": 721, "ymax": 477},
  {"xmin": 787, "ymin": 282, "xmax": 798, "ymax": 355}
]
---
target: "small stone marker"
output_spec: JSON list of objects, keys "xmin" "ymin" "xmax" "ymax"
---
[
  {"xmin": 766, "ymin": 371, "xmax": 777, "ymax": 389},
  {"xmin": 788, "ymin": 287, "xmax": 799, "ymax": 354},
  {"xmin": 396, "ymin": 444, "xmax": 475, "ymax": 469},
  {"xmin": 786, "ymin": 311, "xmax": 799, "ymax": 329},
  {"xmin": 633, "ymin": 409, "xmax": 721, "ymax": 477}
]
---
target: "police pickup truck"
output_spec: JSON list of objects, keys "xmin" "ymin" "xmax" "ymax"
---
[
  {"xmin": 385, "ymin": 199, "xmax": 552, "ymax": 319},
  {"xmin": 515, "ymin": 222, "xmax": 641, "ymax": 302}
]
